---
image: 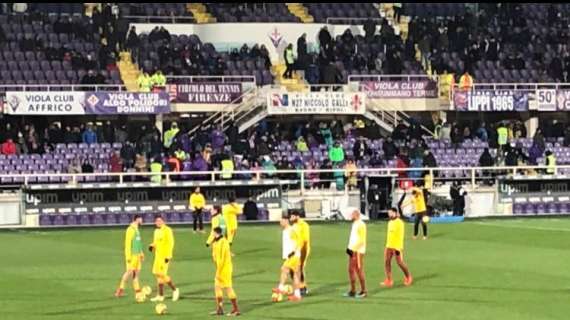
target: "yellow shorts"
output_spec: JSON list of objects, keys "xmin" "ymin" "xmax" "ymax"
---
[
  {"xmin": 126, "ymin": 254, "xmax": 142, "ymax": 271},
  {"xmin": 282, "ymin": 256, "xmax": 301, "ymax": 271},
  {"xmin": 215, "ymin": 271, "xmax": 233, "ymax": 288},
  {"xmin": 152, "ymin": 259, "xmax": 169, "ymax": 276},
  {"xmin": 227, "ymin": 228, "xmax": 237, "ymax": 243}
]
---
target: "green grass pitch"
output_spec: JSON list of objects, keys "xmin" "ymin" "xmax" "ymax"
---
[{"xmin": 1, "ymin": 219, "xmax": 569, "ymax": 319}]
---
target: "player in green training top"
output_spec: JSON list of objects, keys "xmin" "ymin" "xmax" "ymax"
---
[{"xmin": 115, "ymin": 215, "xmax": 144, "ymax": 298}]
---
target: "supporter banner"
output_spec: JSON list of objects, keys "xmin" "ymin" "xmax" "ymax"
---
[
  {"xmin": 536, "ymin": 89, "xmax": 557, "ymax": 111},
  {"xmin": 84, "ymin": 92, "xmax": 170, "ymax": 114},
  {"xmin": 453, "ymin": 90, "xmax": 529, "ymax": 112},
  {"xmin": 5, "ymin": 91, "xmax": 86, "ymax": 115},
  {"xmin": 267, "ymin": 92, "xmax": 366, "ymax": 115},
  {"xmin": 167, "ymin": 83, "xmax": 243, "ymax": 104},
  {"xmin": 360, "ymin": 80, "xmax": 438, "ymax": 99},
  {"xmin": 23, "ymin": 182, "xmax": 282, "ymax": 210},
  {"xmin": 555, "ymin": 90, "xmax": 570, "ymax": 111}
]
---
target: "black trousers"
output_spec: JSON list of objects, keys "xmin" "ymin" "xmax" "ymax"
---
[
  {"xmin": 413, "ymin": 211, "xmax": 428, "ymax": 236},
  {"xmin": 283, "ymin": 62, "xmax": 294, "ymax": 78},
  {"xmin": 193, "ymin": 208, "xmax": 203, "ymax": 231}
]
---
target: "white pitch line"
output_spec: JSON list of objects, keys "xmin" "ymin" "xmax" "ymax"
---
[{"xmin": 473, "ymin": 221, "xmax": 570, "ymax": 232}]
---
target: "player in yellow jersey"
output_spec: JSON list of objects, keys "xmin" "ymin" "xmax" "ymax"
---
[
  {"xmin": 115, "ymin": 215, "xmax": 144, "ymax": 298},
  {"xmin": 380, "ymin": 208, "xmax": 413, "ymax": 288},
  {"xmin": 206, "ymin": 205, "xmax": 226, "ymax": 247},
  {"xmin": 273, "ymin": 216, "xmax": 303, "ymax": 302},
  {"xmin": 189, "ymin": 187, "xmax": 206, "ymax": 233},
  {"xmin": 223, "ymin": 197, "xmax": 242, "ymax": 245},
  {"xmin": 289, "ymin": 211, "xmax": 311, "ymax": 296},
  {"xmin": 344, "ymin": 209, "xmax": 367, "ymax": 298},
  {"xmin": 402, "ymin": 186, "xmax": 429, "ymax": 240},
  {"xmin": 148, "ymin": 215, "xmax": 180, "ymax": 302},
  {"xmin": 210, "ymin": 227, "xmax": 241, "ymax": 316}
]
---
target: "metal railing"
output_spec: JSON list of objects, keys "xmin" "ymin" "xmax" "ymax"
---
[
  {"xmin": 452, "ymin": 82, "xmax": 570, "ymax": 91},
  {"xmin": 1, "ymin": 164, "xmax": 565, "ymax": 194},
  {"xmin": 348, "ymin": 74, "xmax": 439, "ymax": 83},
  {"xmin": 0, "ymin": 84, "xmax": 127, "ymax": 93},
  {"xmin": 326, "ymin": 17, "xmax": 384, "ymax": 25},
  {"xmin": 123, "ymin": 15, "xmax": 196, "ymax": 23},
  {"xmin": 166, "ymin": 75, "xmax": 256, "ymax": 84}
]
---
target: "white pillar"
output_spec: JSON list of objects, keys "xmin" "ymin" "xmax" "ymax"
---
[{"xmin": 155, "ymin": 114, "xmax": 164, "ymax": 134}]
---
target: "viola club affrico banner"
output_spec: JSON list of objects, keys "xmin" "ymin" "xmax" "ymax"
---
[
  {"xmin": 4, "ymin": 91, "xmax": 170, "ymax": 115},
  {"xmin": 84, "ymin": 92, "xmax": 170, "ymax": 114},
  {"xmin": 267, "ymin": 92, "xmax": 366, "ymax": 115},
  {"xmin": 5, "ymin": 91, "xmax": 86, "ymax": 115},
  {"xmin": 166, "ymin": 83, "xmax": 243, "ymax": 104},
  {"xmin": 453, "ymin": 90, "xmax": 529, "ymax": 112},
  {"xmin": 360, "ymin": 80, "xmax": 438, "ymax": 98}
]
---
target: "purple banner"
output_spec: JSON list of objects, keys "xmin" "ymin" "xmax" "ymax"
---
[
  {"xmin": 167, "ymin": 83, "xmax": 243, "ymax": 104},
  {"xmin": 360, "ymin": 80, "xmax": 438, "ymax": 98},
  {"xmin": 84, "ymin": 92, "xmax": 171, "ymax": 114},
  {"xmin": 453, "ymin": 90, "xmax": 529, "ymax": 112}
]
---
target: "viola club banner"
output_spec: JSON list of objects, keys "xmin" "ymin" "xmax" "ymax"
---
[
  {"xmin": 84, "ymin": 92, "xmax": 170, "ymax": 114},
  {"xmin": 453, "ymin": 90, "xmax": 529, "ymax": 112},
  {"xmin": 536, "ymin": 89, "xmax": 570, "ymax": 111},
  {"xmin": 4, "ymin": 91, "xmax": 171, "ymax": 115},
  {"xmin": 360, "ymin": 80, "xmax": 438, "ymax": 98},
  {"xmin": 167, "ymin": 83, "xmax": 243, "ymax": 104},
  {"xmin": 267, "ymin": 92, "xmax": 366, "ymax": 115}
]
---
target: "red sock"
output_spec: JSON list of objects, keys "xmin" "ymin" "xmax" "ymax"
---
[
  {"xmin": 159, "ymin": 284, "xmax": 164, "ymax": 296},
  {"xmin": 230, "ymin": 298, "xmax": 239, "ymax": 312}
]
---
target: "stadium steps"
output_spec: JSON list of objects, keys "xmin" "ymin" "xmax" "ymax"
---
[
  {"xmin": 187, "ymin": 3, "xmax": 217, "ymax": 23},
  {"xmin": 286, "ymin": 3, "xmax": 314, "ymax": 23},
  {"xmin": 117, "ymin": 51, "xmax": 141, "ymax": 92},
  {"xmin": 272, "ymin": 63, "xmax": 309, "ymax": 92}
]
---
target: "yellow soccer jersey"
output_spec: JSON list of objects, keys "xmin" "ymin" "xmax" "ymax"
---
[
  {"xmin": 223, "ymin": 203, "xmax": 242, "ymax": 230},
  {"xmin": 189, "ymin": 193, "xmax": 206, "ymax": 210},
  {"xmin": 294, "ymin": 219, "xmax": 311, "ymax": 249},
  {"xmin": 212, "ymin": 236, "xmax": 233, "ymax": 287},
  {"xmin": 386, "ymin": 218, "xmax": 405, "ymax": 251},
  {"xmin": 152, "ymin": 225, "xmax": 174, "ymax": 260},
  {"xmin": 411, "ymin": 187, "xmax": 427, "ymax": 213}
]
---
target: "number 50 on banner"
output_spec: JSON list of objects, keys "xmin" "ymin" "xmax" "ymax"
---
[{"xmin": 537, "ymin": 89, "xmax": 557, "ymax": 111}]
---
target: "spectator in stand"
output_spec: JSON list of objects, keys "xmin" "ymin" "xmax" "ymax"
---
[
  {"xmin": 545, "ymin": 150, "xmax": 556, "ymax": 175},
  {"xmin": 450, "ymin": 126, "xmax": 463, "ymax": 150},
  {"xmin": 211, "ymin": 125, "xmax": 225, "ymax": 151},
  {"xmin": 497, "ymin": 122, "xmax": 509, "ymax": 151},
  {"xmin": 114, "ymin": 125, "xmax": 128, "ymax": 144},
  {"xmin": 110, "ymin": 151, "xmax": 123, "ymax": 173},
  {"xmin": 383, "ymin": 137, "xmax": 398, "ymax": 160},
  {"xmin": 67, "ymin": 158, "xmax": 82, "ymax": 174},
  {"xmin": 137, "ymin": 72, "xmax": 152, "ymax": 92},
  {"xmin": 296, "ymin": 136, "xmax": 308, "ymax": 152},
  {"xmin": 1, "ymin": 138, "xmax": 17, "ymax": 155},
  {"xmin": 150, "ymin": 157, "xmax": 163, "ymax": 183},
  {"xmin": 283, "ymin": 43, "xmax": 295, "ymax": 79},
  {"xmin": 344, "ymin": 159, "xmax": 357, "ymax": 190},
  {"xmin": 475, "ymin": 122, "xmax": 489, "ymax": 142},
  {"xmin": 134, "ymin": 153, "xmax": 147, "ymax": 172},
  {"xmin": 458, "ymin": 71, "xmax": 474, "ymax": 91},
  {"xmin": 163, "ymin": 122, "xmax": 179, "ymax": 150},
  {"xmin": 353, "ymin": 136, "xmax": 370, "ymax": 162},
  {"xmin": 82, "ymin": 124, "xmax": 98, "ymax": 144},
  {"xmin": 423, "ymin": 150, "xmax": 437, "ymax": 169},
  {"xmin": 243, "ymin": 197, "xmax": 259, "ymax": 221},
  {"xmin": 126, "ymin": 26, "xmax": 140, "ymax": 58},
  {"xmin": 81, "ymin": 160, "xmax": 94, "ymax": 174},
  {"xmin": 120, "ymin": 141, "xmax": 136, "ymax": 169},
  {"xmin": 439, "ymin": 122, "xmax": 451, "ymax": 141},
  {"xmin": 329, "ymin": 141, "xmax": 345, "ymax": 164},
  {"xmin": 297, "ymin": 33, "xmax": 308, "ymax": 71},
  {"xmin": 151, "ymin": 70, "xmax": 166, "ymax": 89}
]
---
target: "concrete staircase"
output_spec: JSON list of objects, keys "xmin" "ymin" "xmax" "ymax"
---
[
  {"xmin": 187, "ymin": 3, "xmax": 216, "ymax": 23},
  {"xmin": 272, "ymin": 63, "xmax": 308, "ymax": 92},
  {"xmin": 286, "ymin": 3, "xmax": 314, "ymax": 23},
  {"xmin": 117, "ymin": 51, "xmax": 141, "ymax": 92}
]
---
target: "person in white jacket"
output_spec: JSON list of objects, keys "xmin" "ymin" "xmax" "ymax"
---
[{"xmin": 344, "ymin": 209, "xmax": 367, "ymax": 298}]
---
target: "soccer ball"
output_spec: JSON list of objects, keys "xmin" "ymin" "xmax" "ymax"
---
[
  {"xmin": 283, "ymin": 285, "xmax": 293, "ymax": 295},
  {"xmin": 142, "ymin": 286, "xmax": 152, "ymax": 296},
  {"xmin": 271, "ymin": 292, "xmax": 283, "ymax": 302},
  {"xmin": 135, "ymin": 291, "xmax": 146, "ymax": 303},
  {"xmin": 422, "ymin": 216, "xmax": 430, "ymax": 223},
  {"xmin": 155, "ymin": 303, "xmax": 167, "ymax": 315}
]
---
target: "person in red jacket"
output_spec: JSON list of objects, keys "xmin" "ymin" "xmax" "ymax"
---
[{"xmin": 1, "ymin": 139, "xmax": 17, "ymax": 155}]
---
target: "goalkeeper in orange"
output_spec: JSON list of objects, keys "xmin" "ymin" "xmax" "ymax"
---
[
  {"xmin": 289, "ymin": 210, "xmax": 311, "ymax": 296},
  {"xmin": 380, "ymin": 207, "xmax": 413, "ymax": 288},
  {"xmin": 210, "ymin": 227, "xmax": 241, "ymax": 316},
  {"xmin": 114, "ymin": 214, "xmax": 144, "ymax": 298},
  {"xmin": 223, "ymin": 197, "xmax": 242, "ymax": 246},
  {"xmin": 149, "ymin": 215, "xmax": 180, "ymax": 302}
]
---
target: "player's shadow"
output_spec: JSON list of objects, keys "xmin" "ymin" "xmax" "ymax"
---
[
  {"xmin": 309, "ymin": 281, "xmax": 346, "ymax": 295},
  {"xmin": 366, "ymin": 273, "xmax": 438, "ymax": 296}
]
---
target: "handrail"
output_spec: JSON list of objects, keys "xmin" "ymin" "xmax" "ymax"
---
[
  {"xmin": 123, "ymin": 15, "xmax": 196, "ymax": 23},
  {"xmin": 0, "ymin": 84, "xmax": 127, "ymax": 92},
  {"xmin": 326, "ymin": 17, "xmax": 384, "ymax": 25},
  {"xmin": 451, "ymin": 82, "xmax": 570, "ymax": 91},
  {"xmin": 4, "ymin": 164, "xmax": 566, "ymax": 191},
  {"xmin": 166, "ymin": 75, "xmax": 256, "ymax": 84},
  {"xmin": 348, "ymin": 74, "xmax": 439, "ymax": 83}
]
